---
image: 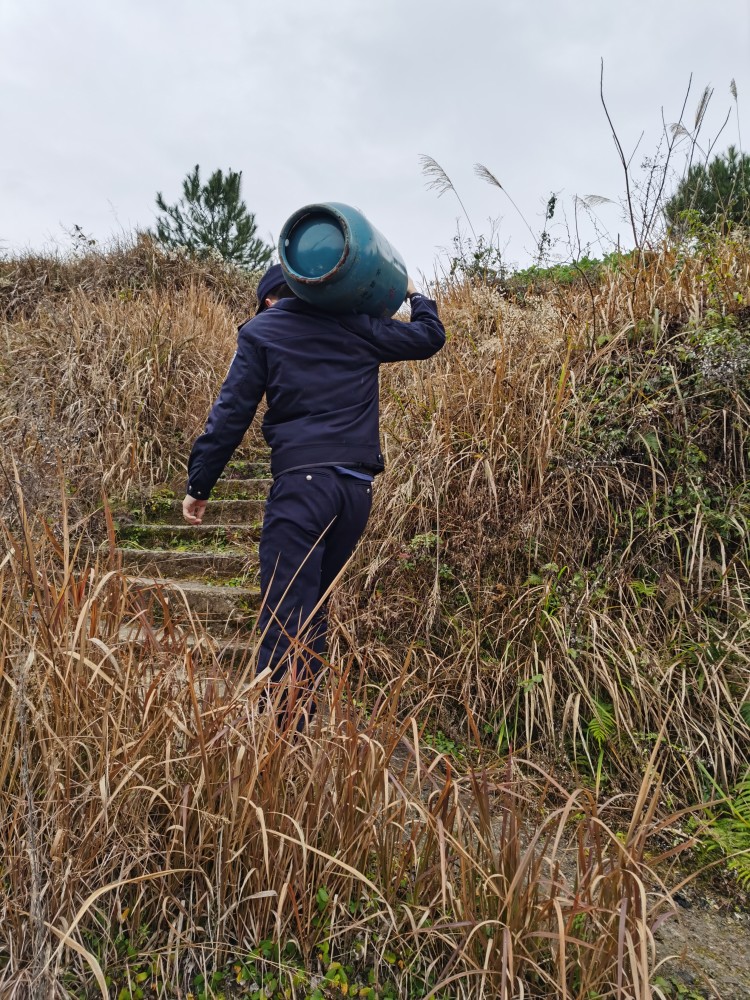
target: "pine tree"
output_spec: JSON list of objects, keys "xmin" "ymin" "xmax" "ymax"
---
[
  {"xmin": 152, "ymin": 165, "xmax": 273, "ymax": 271},
  {"xmin": 665, "ymin": 145, "xmax": 750, "ymax": 234}
]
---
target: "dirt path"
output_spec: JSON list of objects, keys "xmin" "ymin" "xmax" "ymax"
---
[{"xmin": 654, "ymin": 877, "xmax": 750, "ymax": 998}]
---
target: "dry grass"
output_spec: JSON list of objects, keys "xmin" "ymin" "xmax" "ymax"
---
[
  {"xmin": 0, "ymin": 507, "xmax": 682, "ymax": 998},
  {"xmin": 1, "ymin": 233, "xmax": 750, "ymax": 994},
  {"xmin": 2, "ymin": 235, "xmax": 749, "ymax": 790},
  {"xmin": 0, "ymin": 238, "xmax": 255, "ymax": 516},
  {"xmin": 338, "ymin": 234, "xmax": 750, "ymax": 797}
]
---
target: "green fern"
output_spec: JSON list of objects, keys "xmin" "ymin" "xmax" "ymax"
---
[
  {"xmin": 740, "ymin": 701, "xmax": 750, "ymax": 727},
  {"xmin": 587, "ymin": 700, "xmax": 616, "ymax": 746},
  {"xmin": 701, "ymin": 769, "xmax": 750, "ymax": 888}
]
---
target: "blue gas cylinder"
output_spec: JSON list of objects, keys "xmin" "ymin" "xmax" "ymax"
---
[{"xmin": 278, "ymin": 202, "xmax": 408, "ymax": 319}]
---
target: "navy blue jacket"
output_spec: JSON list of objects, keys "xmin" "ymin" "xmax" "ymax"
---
[{"xmin": 187, "ymin": 294, "xmax": 446, "ymax": 499}]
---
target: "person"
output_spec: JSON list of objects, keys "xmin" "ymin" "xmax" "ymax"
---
[{"xmin": 182, "ymin": 262, "xmax": 445, "ymax": 724}]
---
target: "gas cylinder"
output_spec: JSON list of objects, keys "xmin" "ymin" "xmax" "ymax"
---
[{"xmin": 278, "ymin": 202, "xmax": 408, "ymax": 319}]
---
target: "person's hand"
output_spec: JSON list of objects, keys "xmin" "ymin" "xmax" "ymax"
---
[
  {"xmin": 406, "ymin": 275, "xmax": 417, "ymax": 297},
  {"xmin": 183, "ymin": 494, "xmax": 207, "ymax": 525}
]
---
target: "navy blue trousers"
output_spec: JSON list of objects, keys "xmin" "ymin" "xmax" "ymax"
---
[{"xmin": 256, "ymin": 468, "xmax": 372, "ymax": 695}]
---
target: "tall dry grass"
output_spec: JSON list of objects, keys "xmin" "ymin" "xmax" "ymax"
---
[
  {"xmin": 0, "ymin": 502, "xmax": 682, "ymax": 998},
  {"xmin": 0, "ymin": 238, "xmax": 255, "ymax": 519},
  {"xmin": 1, "ymin": 234, "xmax": 750, "ymax": 992},
  {"xmin": 2, "ymin": 236, "xmax": 750, "ymax": 796},
  {"xmin": 339, "ymin": 236, "xmax": 750, "ymax": 797}
]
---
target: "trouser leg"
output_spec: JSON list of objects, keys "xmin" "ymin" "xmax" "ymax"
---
[
  {"xmin": 256, "ymin": 469, "xmax": 372, "ymax": 695},
  {"xmin": 306, "ymin": 476, "xmax": 373, "ymax": 661},
  {"xmin": 256, "ymin": 471, "xmax": 333, "ymax": 684}
]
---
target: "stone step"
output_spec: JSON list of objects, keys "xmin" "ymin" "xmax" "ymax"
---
[
  {"xmin": 128, "ymin": 576, "xmax": 261, "ymax": 628},
  {"xmin": 204, "ymin": 478, "xmax": 272, "ymax": 500},
  {"xmin": 117, "ymin": 523, "xmax": 259, "ymax": 548},
  {"xmin": 142, "ymin": 498, "xmax": 266, "ymax": 525},
  {"xmin": 222, "ymin": 459, "xmax": 272, "ymax": 480},
  {"xmin": 115, "ymin": 548, "xmax": 258, "ymax": 581},
  {"xmin": 117, "ymin": 623, "xmax": 257, "ymax": 669}
]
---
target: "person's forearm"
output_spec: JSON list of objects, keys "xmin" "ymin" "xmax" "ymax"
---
[
  {"xmin": 187, "ymin": 414, "xmax": 248, "ymax": 500},
  {"xmin": 373, "ymin": 294, "xmax": 446, "ymax": 362},
  {"xmin": 405, "ymin": 294, "xmax": 446, "ymax": 357}
]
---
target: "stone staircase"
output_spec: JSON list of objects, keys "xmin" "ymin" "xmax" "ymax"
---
[
  {"xmin": 113, "ymin": 458, "xmax": 271, "ymax": 655},
  {"xmin": 112, "ymin": 459, "xmax": 459, "ymax": 778}
]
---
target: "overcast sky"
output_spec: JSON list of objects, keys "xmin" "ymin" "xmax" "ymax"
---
[{"xmin": 1, "ymin": 0, "xmax": 749, "ymax": 278}]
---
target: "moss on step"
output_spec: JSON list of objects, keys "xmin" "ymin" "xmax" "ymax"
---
[
  {"xmin": 224, "ymin": 457, "xmax": 271, "ymax": 480},
  {"xmin": 116, "ymin": 523, "xmax": 256, "ymax": 552}
]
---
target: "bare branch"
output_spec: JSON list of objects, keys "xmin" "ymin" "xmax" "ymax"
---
[
  {"xmin": 704, "ymin": 107, "xmax": 733, "ymax": 164},
  {"xmin": 642, "ymin": 77, "xmax": 693, "ymax": 245},
  {"xmin": 626, "ymin": 131, "xmax": 646, "ymax": 171},
  {"xmin": 600, "ymin": 58, "xmax": 639, "ymax": 249},
  {"xmin": 731, "ymin": 78, "xmax": 743, "ymax": 157}
]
